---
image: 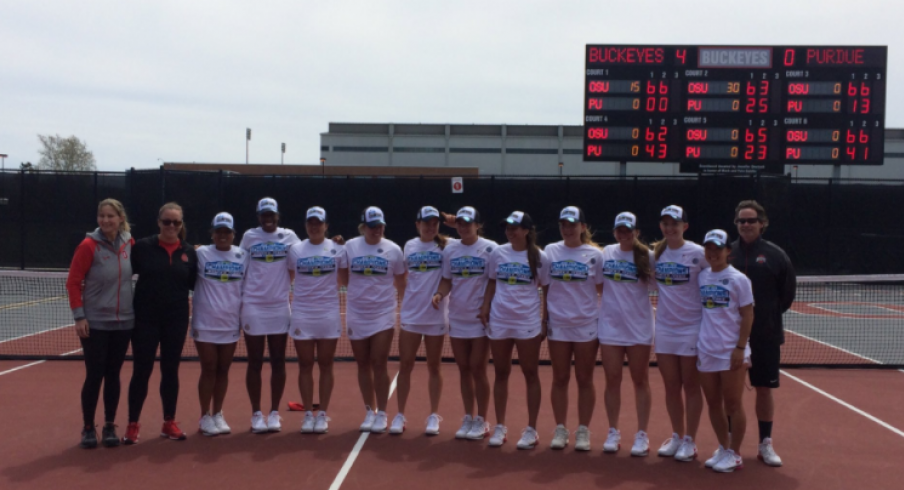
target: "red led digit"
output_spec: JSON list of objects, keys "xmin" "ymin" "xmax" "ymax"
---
[
  {"xmin": 746, "ymin": 99, "xmax": 756, "ymax": 113},
  {"xmin": 676, "ymin": 49, "xmax": 687, "ymax": 64},
  {"xmin": 646, "ymin": 97, "xmax": 656, "ymax": 111},
  {"xmin": 645, "ymin": 128, "xmax": 655, "ymax": 141},
  {"xmin": 657, "ymin": 127, "xmax": 668, "ymax": 142},
  {"xmin": 659, "ymin": 81, "xmax": 668, "ymax": 95},
  {"xmin": 861, "ymin": 83, "xmax": 870, "ymax": 96},
  {"xmin": 864, "ymin": 147, "xmax": 869, "ymax": 159},
  {"xmin": 784, "ymin": 49, "xmax": 795, "ymax": 66},
  {"xmin": 848, "ymin": 82, "xmax": 858, "ymax": 96},
  {"xmin": 658, "ymin": 144, "xmax": 667, "ymax": 159},
  {"xmin": 758, "ymin": 98, "xmax": 768, "ymax": 112},
  {"xmin": 846, "ymin": 130, "xmax": 856, "ymax": 144},
  {"xmin": 846, "ymin": 147, "xmax": 856, "ymax": 160},
  {"xmin": 659, "ymin": 97, "xmax": 668, "ymax": 111},
  {"xmin": 746, "ymin": 82, "xmax": 756, "ymax": 96},
  {"xmin": 745, "ymin": 129, "xmax": 754, "ymax": 143},
  {"xmin": 861, "ymin": 98, "xmax": 870, "ymax": 113},
  {"xmin": 758, "ymin": 128, "xmax": 768, "ymax": 143},
  {"xmin": 759, "ymin": 81, "xmax": 769, "ymax": 96},
  {"xmin": 744, "ymin": 144, "xmax": 754, "ymax": 160},
  {"xmin": 859, "ymin": 130, "xmax": 869, "ymax": 143},
  {"xmin": 757, "ymin": 145, "xmax": 767, "ymax": 160},
  {"xmin": 647, "ymin": 81, "xmax": 656, "ymax": 95},
  {"xmin": 645, "ymin": 144, "xmax": 656, "ymax": 157}
]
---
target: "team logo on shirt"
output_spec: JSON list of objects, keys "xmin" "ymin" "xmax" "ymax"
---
[
  {"xmin": 602, "ymin": 260, "xmax": 638, "ymax": 283},
  {"xmin": 700, "ymin": 285, "xmax": 730, "ymax": 309},
  {"xmin": 350, "ymin": 255, "xmax": 389, "ymax": 276},
  {"xmin": 550, "ymin": 260, "xmax": 589, "ymax": 282},
  {"xmin": 450, "ymin": 256, "xmax": 486, "ymax": 278},
  {"xmin": 250, "ymin": 241, "xmax": 290, "ymax": 262},
  {"xmin": 496, "ymin": 262, "xmax": 532, "ymax": 286},
  {"xmin": 756, "ymin": 254, "xmax": 767, "ymax": 264},
  {"xmin": 655, "ymin": 262, "xmax": 690, "ymax": 286},
  {"xmin": 203, "ymin": 261, "xmax": 245, "ymax": 282},
  {"xmin": 296, "ymin": 256, "xmax": 337, "ymax": 276},
  {"xmin": 407, "ymin": 251, "xmax": 442, "ymax": 273}
]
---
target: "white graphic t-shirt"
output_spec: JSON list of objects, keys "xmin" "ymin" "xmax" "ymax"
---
[
  {"xmin": 487, "ymin": 244, "xmax": 550, "ymax": 331},
  {"xmin": 655, "ymin": 241, "xmax": 707, "ymax": 337},
  {"xmin": 442, "ymin": 237, "xmax": 498, "ymax": 324},
  {"xmin": 192, "ymin": 245, "xmax": 247, "ymax": 332},
  {"xmin": 287, "ymin": 239, "xmax": 347, "ymax": 321},
  {"xmin": 345, "ymin": 236, "xmax": 406, "ymax": 318},
  {"xmin": 240, "ymin": 227, "xmax": 300, "ymax": 307},
  {"xmin": 544, "ymin": 241, "xmax": 604, "ymax": 329},
  {"xmin": 400, "ymin": 238, "xmax": 452, "ymax": 326},
  {"xmin": 598, "ymin": 244, "xmax": 657, "ymax": 345},
  {"xmin": 697, "ymin": 265, "xmax": 754, "ymax": 359}
]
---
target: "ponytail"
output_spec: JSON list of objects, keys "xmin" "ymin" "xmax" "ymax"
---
[
  {"xmin": 433, "ymin": 233, "xmax": 449, "ymax": 250},
  {"xmin": 526, "ymin": 227, "xmax": 541, "ymax": 280},
  {"xmin": 633, "ymin": 236, "xmax": 652, "ymax": 282},
  {"xmin": 580, "ymin": 226, "xmax": 600, "ymax": 248},
  {"xmin": 652, "ymin": 239, "xmax": 668, "ymax": 260}
]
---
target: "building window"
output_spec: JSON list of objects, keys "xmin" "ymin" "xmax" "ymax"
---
[
  {"xmin": 449, "ymin": 148, "xmax": 502, "ymax": 154},
  {"xmin": 320, "ymin": 146, "xmax": 330, "ymax": 152},
  {"xmin": 505, "ymin": 148, "xmax": 558, "ymax": 155},
  {"xmin": 333, "ymin": 146, "xmax": 389, "ymax": 152},
  {"xmin": 393, "ymin": 147, "xmax": 446, "ymax": 153},
  {"xmin": 562, "ymin": 149, "xmax": 583, "ymax": 155}
]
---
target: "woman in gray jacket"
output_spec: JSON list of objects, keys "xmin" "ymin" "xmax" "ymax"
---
[{"xmin": 66, "ymin": 199, "xmax": 135, "ymax": 448}]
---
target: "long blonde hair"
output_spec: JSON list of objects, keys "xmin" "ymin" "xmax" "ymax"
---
[
  {"xmin": 98, "ymin": 198, "xmax": 130, "ymax": 233},
  {"xmin": 158, "ymin": 202, "xmax": 186, "ymax": 241},
  {"xmin": 633, "ymin": 235, "xmax": 653, "ymax": 282}
]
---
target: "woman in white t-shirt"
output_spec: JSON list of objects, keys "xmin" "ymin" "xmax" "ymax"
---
[
  {"xmin": 345, "ymin": 206, "xmax": 407, "ymax": 434},
  {"xmin": 192, "ymin": 212, "xmax": 246, "ymax": 436},
  {"xmin": 697, "ymin": 229, "xmax": 754, "ymax": 474},
  {"xmin": 478, "ymin": 211, "xmax": 549, "ymax": 450},
  {"xmin": 598, "ymin": 211, "xmax": 657, "ymax": 457},
  {"xmin": 239, "ymin": 198, "xmax": 300, "ymax": 433},
  {"xmin": 287, "ymin": 207, "xmax": 348, "ymax": 435},
  {"xmin": 432, "ymin": 207, "xmax": 497, "ymax": 441},
  {"xmin": 390, "ymin": 206, "xmax": 450, "ymax": 436},
  {"xmin": 544, "ymin": 206, "xmax": 604, "ymax": 451},
  {"xmin": 652, "ymin": 205, "xmax": 706, "ymax": 461}
]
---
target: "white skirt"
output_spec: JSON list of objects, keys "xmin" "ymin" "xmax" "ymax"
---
[
  {"xmin": 548, "ymin": 322, "xmax": 598, "ymax": 343},
  {"xmin": 289, "ymin": 314, "xmax": 342, "ymax": 340},
  {"xmin": 346, "ymin": 309, "xmax": 396, "ymax": 341},
  {"xmin": 449, "ymin": 320, "xmax": 488, "ymax": 339},
  {"xmin": 401, "ymin": 323, "xmax": 449, "ymax": 337},
  {"xmin": 241, "ymin": 303, "xmax": 290, "ymax": 336}
]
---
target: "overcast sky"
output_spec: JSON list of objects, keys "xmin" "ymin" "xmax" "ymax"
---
[{"xmin": 2, "ymin": 0, "xmax": 901, "ymax": 171}]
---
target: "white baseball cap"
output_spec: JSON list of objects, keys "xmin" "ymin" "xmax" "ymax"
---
[
  {"xmin": 559, "ymin": 206, "xmax": 585, "ymax": 223},
  {"xmin": 211, "ymin": 212, "xmax": 235, "ymax": 231},
  {"xmin": 614, "ymin": 211, "xmax": 637, "ymax": 230},
  {"xmin": 361, "ymin": 206, "xmax": 386, "ymax": 227},
  {"xmin": 661, "ymin": 205, "xmax": 687, "ymax": 222},
  {"xmin": 455, "ymin": 206, "xmax": 480, "ymax": 223},
  {"xmin": 306, "ymin": 206, "xmax": 327, "ymax": 222},
  {"xmin": 257, "ymin": 197, "xmax": 278, "ymax": 214},
  {"xmin": 502, "ymin": 210, "xmax": 533, "ymax": 228},
  {"xmin": 416, "ymin": 206, "xmax": 440, "ymax": 221},
  {"xmin": 703, "ymin": 229, "xmax": 729, "ymax": 248}
]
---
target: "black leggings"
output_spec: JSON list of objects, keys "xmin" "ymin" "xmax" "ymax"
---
[
  {"xmin": 128, "ymin": 316, "xmax": 188, "ymax": 422},
  {"xmin": 80, "ymin": 329, "xmax": 132, "ymax": 427}
]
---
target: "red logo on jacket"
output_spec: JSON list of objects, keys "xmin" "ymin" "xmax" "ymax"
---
[
  {"xmin": 756, "ymin": 255, "xmax": 767, "ymax": 264},
  {"xmin": 181, "ymin": 253, "xmax": 189, "ymax": 262}
]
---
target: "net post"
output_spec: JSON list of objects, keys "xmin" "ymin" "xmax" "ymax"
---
[{"xmin": 19, "ymin": 169, "xmax": 26, "ymax": 269}]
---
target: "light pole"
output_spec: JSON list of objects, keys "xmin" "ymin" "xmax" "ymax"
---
[
  {"xmin": 558, "ymin": 161, "xmax": 563, "ymax": 177},
  {"xmin": 0, "ymin": 154, "xmax": 7, "ymax": 172},
  {"xmin": 793, "ymin": 165, "xmax": 799, "ymax": 182},
  {"xmin": 281, "ymin": 143, "xmax": 286, "ymax": 165},
  {"xmin": 246, "ymin": 128, "xmax": 252, "ymax": 164},
  {"xmin": 320, "ymin": 157, "xmax": 326, "ymax": 176}
]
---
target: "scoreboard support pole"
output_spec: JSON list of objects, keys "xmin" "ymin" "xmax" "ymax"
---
[
  {"xmin": 832, "ymin": 165, "xmax": 841, "ymax": 179},
  {"xmin": 619, "ymin": 161, "xmax": 627, "ymax": 177}
]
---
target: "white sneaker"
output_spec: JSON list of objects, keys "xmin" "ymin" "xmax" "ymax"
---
[
  {"xmin": 517, "ymin": 426, "xmax": 539, "ymax": 450},
  {"xmin": 758, "ymin": 437, "xmax": 783, "ymax": 467},
  {"xmin": 199, "ymin": 414, "xmax": 219, "ymax": 436},
  {"xmin": 300, "ymin": 411, "xmax": 315, "ymax": 433},
  {"xmin": 713, "ymin": 448, "xmax": 743, "ymax": 473},
  {"xmin": 267, "ymin": 411, "xmax": 282, "ymax": 432},
  {"xmin": 674, "ymin": 435, "xmax": 698, "ymax": 462},
  {"xmin": 574, "ymin": 425, "xmax": 591, "ymax": 451},
  {"xmin": 213, "ymin": 411, "xmax": 231, "ymax": 434},
  {"xmin": 705, "ymin": 445, "xmax": 726, "ymax": 468},
  {"xmin": 455, "ymin": 415, "xmax": 473, "ymax": 439},
  {"xmin": 550, "ymin": 424, "xmax": 569, "ymax": 450},
  {"xmin": 360, "ymin": 406, "xmax": 376, "ymax": 432},
  {"xmin": 603, "ymin": 428, "xmax": 621, "ymax": 453},
  {"xmin": 314, "ymin": 411, "xmax": 330, "ymax": 434},
  {"xmin": 425, "ymin": 414, "xmax": 442, "ymax": 435},
  {"xmin": 631, "ymin": 430, "xmax": 650, "ymax": 456},
  {"xmin": 250, "ymin": 411, "xmax": 268, "ymax": 433},
  {"xmin": 658, "ymin": 433, "xmax": 682, "ymax": 457},
  {"xmin": 466, "ymin": 416, "xmax": 490, "ymax": 440},
  {"xmin": 371, "ymin": 411, "xmax": 389, "ymax": 433},
  {"xmin": 488, "ymin": 424, "xmax": 507, "ymax": 447},
  {"xmin": 389, "ymin": 414, "xmax": 406, "ymax": 435}
]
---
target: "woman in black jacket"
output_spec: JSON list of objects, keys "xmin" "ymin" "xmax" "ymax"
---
[{"xmin": 123, "ymin": 202, "xmax": 198, "ymax": 444}]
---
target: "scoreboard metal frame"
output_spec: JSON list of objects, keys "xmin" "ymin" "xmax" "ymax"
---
[{"xmin": 582, "ymin": 45, "xmax": 887, "ymax": 171}]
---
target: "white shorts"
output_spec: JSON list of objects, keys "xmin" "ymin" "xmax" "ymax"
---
[
  {"xmin": 654, "ymin": 333, "xmax": 699, "ymax": 357},
  {"xmin": 548, "ymin": 322, "xmax": 598, "ymax": 343},
  {"xmin": 289, "ymin": 315, "xmax": 342, "ymax": 340},
  {"xmin": 346, "ymin": 310, "xmax": 396, "ymax": 341},
  {"xmin": 449, "ymin": 320, "xmax": 487, "ymax": 339},
  {"xmin": 487, "ymin": 324, "xmax": 542, "ymax": 340},
  {"xmin": 241, "ymin": 304, "xmax": 290, "ymax": 336},
  {"xmin": 401, "ymin": 324, "xmax": 448, "ymax": 337},
  {"xmin": 191, "ymin": 328, "xmax": 241, "ymax": 344},
  {"xmin": 697, "ymin": 346, "xmax": 753, "ymax": 373}
]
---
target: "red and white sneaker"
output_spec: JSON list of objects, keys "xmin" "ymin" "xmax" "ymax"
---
[
  {"xmin": 161, "ymin": 420, "xmax": 187, "ymax": 440},
  {"xmin": 713, "ymin": 449, "xmax": 743, "ymax": 473},
  {"xmin": 122, "ymin": 422, "xmax": 141, "ymax": 445}
]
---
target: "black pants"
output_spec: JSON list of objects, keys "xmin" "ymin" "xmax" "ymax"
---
[
  {"xmin": 128, "ymin": 316, "xmax": 188, "ymax": 422},
  {"xmin": 80, "ymin": 329, "xmax": 132, "ymax": 427}
]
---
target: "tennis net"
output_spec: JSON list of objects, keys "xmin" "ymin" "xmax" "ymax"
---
[{"xmin": 2, "ymin": 270, "xmax": 903, "ymax": 368}]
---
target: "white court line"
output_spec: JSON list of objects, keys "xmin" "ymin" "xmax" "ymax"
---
[
  {"xmin": 781, "ymin": 369, "xmax": 904, "ymax": 438},
  {"xmin": 0, "ymin": 296, "xmax": 67, "ymax": 311},
  {"xmin": 0, "ymin": 323, "xmax": 74, "ymax": 345},
  {"xmin": 0, "ymin": 348, "xmax": 83, "ymax": 377},
  {"xmin": 329, "ymin": 371, "xmax": 400, "ymax": 490},
  {"xmin": 785, "ymin": 329, "xmax": 884, "ymax": 365}
]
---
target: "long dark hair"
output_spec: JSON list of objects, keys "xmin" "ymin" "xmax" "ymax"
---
[
  {"xmin": 434, "ymin": 233, "xmax": 449, "ymax": 250},
  {"xmin": 526, "ymin": 227, "xmax": 541, "ymax": 280},
  {"xmin": 633, "ymin": 235, "xmax": 652, "ymax": 282}
]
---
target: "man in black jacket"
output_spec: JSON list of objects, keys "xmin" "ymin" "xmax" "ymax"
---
[{"xmin": 729, "ymin": 200, "xmax": 795, "ymax": 468}]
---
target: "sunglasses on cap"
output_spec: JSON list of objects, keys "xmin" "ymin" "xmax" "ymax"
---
[
  {"xmin": 734, "ymin": 218, "xmax": 761, "ymax": 225},
  {"xmin": 160, "ymin": 219, "xmax": 183, "ymax": 227}
]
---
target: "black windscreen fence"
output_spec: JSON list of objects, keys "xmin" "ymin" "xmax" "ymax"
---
[{"xmin": 1, "ymin": 169, "xmax": 903, "ymax": 275}]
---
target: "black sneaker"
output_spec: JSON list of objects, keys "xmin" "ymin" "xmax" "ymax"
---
[
  {"xmin": 102, "ymin": 424, "xmax": 120, "ymax": 447},
  {"xmin": 80, "ymin": 426, "xmax": 98, "ymax": 449}
]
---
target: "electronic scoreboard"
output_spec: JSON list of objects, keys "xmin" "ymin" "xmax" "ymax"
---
[{"xmin": 582, "ymin": 45, "xmax": 887, "ymax": 172}]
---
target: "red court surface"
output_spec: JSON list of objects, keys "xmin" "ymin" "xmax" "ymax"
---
[{"xmin": 1, "ymin": 360, "xmax": 903, "ymax": 490}]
